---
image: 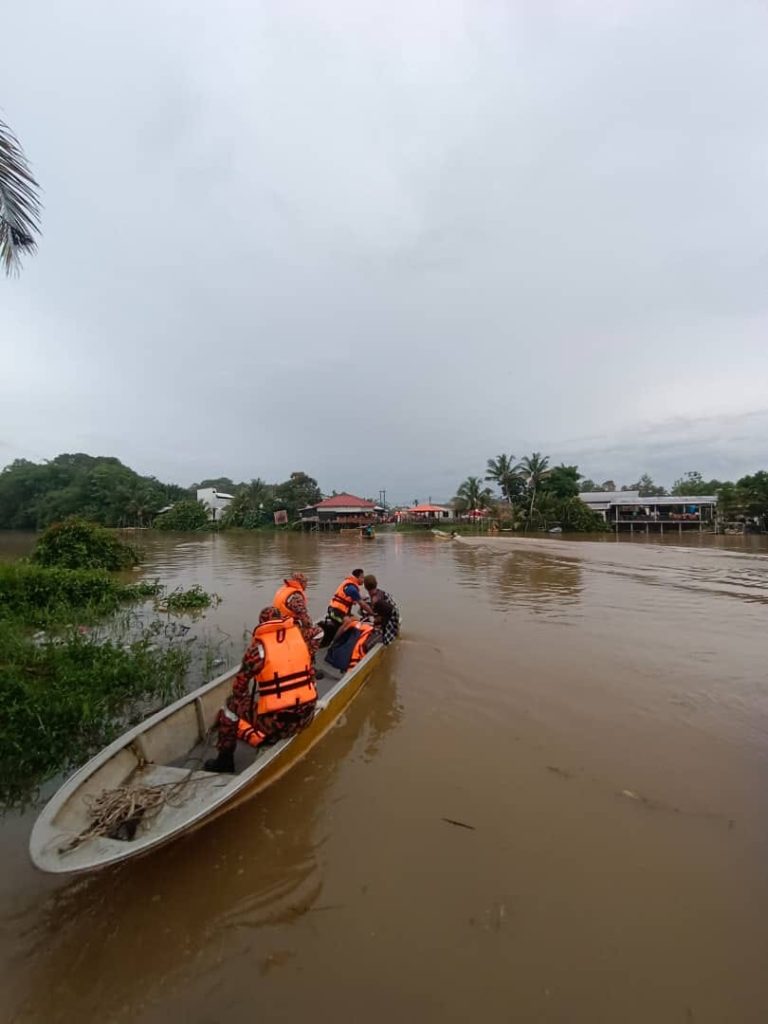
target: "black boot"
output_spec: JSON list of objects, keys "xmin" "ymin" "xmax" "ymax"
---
[{"xmin": 204, "ymin": 749, "xmax": 235, "ymax": 773}]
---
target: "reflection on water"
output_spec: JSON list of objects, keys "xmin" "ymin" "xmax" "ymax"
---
[{"xmin": 2, "ymin": 530, "xmax": 768, "ymax": 1022}]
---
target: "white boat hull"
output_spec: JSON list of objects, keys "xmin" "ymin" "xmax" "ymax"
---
[{"xmin": 29, "ymin": 643, "xmax": 387, "ymax": 874}]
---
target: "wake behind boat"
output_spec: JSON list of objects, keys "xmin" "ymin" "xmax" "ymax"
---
[{"xmin": 30, "ymin": 643, "xmax": 387, "ymax": 874}]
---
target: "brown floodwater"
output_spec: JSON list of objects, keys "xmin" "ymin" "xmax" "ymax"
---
[{"xmin": 2, "ymin": 529, "xmax": 768, "ymax": 1022}]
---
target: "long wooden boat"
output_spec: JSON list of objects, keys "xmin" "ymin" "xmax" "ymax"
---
[{"xmin": 29, "ymin": 643, "xmax": 388, "ymax": 874}]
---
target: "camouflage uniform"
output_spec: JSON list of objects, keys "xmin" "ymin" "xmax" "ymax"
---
[{"xmin": 283, "ymin": 586, "xmax": 320, "ymax": 654}]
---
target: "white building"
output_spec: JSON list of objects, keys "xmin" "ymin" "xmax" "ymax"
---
[
  {"xmin": 579, "ymin": 490, "xmax": 718, "ymax": 530},
  {"xmin": 196, "ymin": 487, "xmax": 234, "ymax": 522}
]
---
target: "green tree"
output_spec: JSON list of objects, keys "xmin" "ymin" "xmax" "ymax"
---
[
  {"xmin": 579, "ymin": 479, "xmax": 616, "ymax": 492},
  {"xmin": 31, "ymin": 518, "xmax": 139, "ymax": 570},
  {"xmin": 222, "ymin": 478, "xmax": 275, "ymax": 528},
  {"xmin": 735, "ymin": 471, "xmax": 768, "ymax": 518},
  {"xmin": 273, "ymin": 471, "xmax": 322, "ymax": 521},
  {"xmin": 559, "ymin": 497, "xmax": 606, "ymax": 532},
  {"xmin": 518, "ymin": 452, "xmax": 551, "ymax": 517},
  {"xmin": 454, "ymin": 476, "xmax": 494, "ymax": 512},
  {"xmin": 485, "ymin": 453, "xmax": 523, "ymax": 503},
  {"xmin": 542, "ymin": 464, "xmax": 581, "ymax": 500},
  {"xmin": 154, "ymin": 500, "xmax": 210, "ymax": 531},
  {"xmin": 190, "ymin": 477, "xmax": 241, "ymax": 495},
  {"xmin": 717, "ymin": 481, "xmax": 747, "ymax": 520},
  {"xmin": 623, "ymin": 474, "xmax": 666, "ymax": 497},
  {"xmin": 0, "ymin": 119, "xmax": 41, "ymax": 275},
  {"xmin": 0, "ymin": 454, "xmax": 186, "ymax": 528},
  {"xmin": 670, "ymin": 471, "xmax": 724, "ymax": 496}
]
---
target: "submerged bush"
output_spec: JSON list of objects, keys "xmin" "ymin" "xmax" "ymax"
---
[
  {"xmin": 0, "ymin": 563, "xmax": 129, "ymax": 624},
  {"xmin": 154, "ymin": 500, "xmax": 210, "ymax": 531},
  {"xmin": 0, "ymin": 562, "xmax": 217, "ymax": 806},
  {"xmin": 0, "ymin": 623, "xmax": 190, "ymax": 807},
  {"xmin": 31, "ymin": 517, "xmax": 139, "ymax": 570},
  {"xmin": 158, "ymin": 584, "xmax": 219, "ymax": 614}
]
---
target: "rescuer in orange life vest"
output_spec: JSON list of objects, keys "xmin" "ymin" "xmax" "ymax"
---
[
  {"xmin": 272, "ymin": 571, "xmax": 319, "ymax": 651},
  {"xmin": 321, "ymin": 568, "xmax": 373, "ymax": 645},
  {"xmin": 273, "ymin": 569, "xmax": 328, "ymax": 679},
  {"xmin": 204, "ymin": 605, "xmax": 318, "ymax": 774}
]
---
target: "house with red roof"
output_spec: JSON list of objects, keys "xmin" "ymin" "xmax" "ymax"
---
[
  {"xmin": 300, "ymin": 492, "xmax": 383, "ymax": 531},
  {"xmin": 397, "ymin": 502, "xmax": 454, "ymax": 522}
]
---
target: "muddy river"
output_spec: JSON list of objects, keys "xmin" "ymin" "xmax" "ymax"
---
[{"xmin": 2, "ymin": 530, "xmax": 768, "ymax": 1022}]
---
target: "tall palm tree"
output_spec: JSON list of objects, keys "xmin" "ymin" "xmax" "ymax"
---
[
  {"xmin": 454, "ymin": 475, "xmax": 493, "ymax": 512},
  {"xmin": 0, "ymin": 119, "xmax": 41, "ymax": 275},
  {"xmin": 485, "ymin": 453, "xmax": 522, "ymax": 503},
  {"xmin": 519, "ymin": 452, "xmax": 551, "ymax": 518}
]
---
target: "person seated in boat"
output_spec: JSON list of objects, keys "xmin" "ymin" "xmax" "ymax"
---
[
  {"xmin": 363, "ymin": 574, "xmax": 400, "ymax": 646},
  {"xmin": 273, "ymin": 571, "xmax": 319, "ymax": 653},
  {"xmin": 322, "ymin": 569, "xmax": 373, "ymax": 646},
  {"xmin": 204, "ymin": 606, "xmax": 318, "ymax": 774},
  {"xmin": 324, "ymin": 616, "xmax": 382, "ymax": 674}
]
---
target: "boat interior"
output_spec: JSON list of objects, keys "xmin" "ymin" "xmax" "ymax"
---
[{"xmin": 168, "ymin": 653, "xmax": 346, "ymax": 777}]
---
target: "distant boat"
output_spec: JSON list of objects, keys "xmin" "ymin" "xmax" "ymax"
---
[
  {"xmin": 361, "ymin": 525, "xmax": 375, "ymax": 539},
  {"xmin": 432, "ymin": 529, "xmax": 457, "ymax": 540},
  {"xmin": 548, "ymin": 526, "xmax": 563, "ymax": 534}
]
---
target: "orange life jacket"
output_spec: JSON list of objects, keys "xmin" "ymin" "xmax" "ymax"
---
[
  {"xmin": 254, "ymin": 616, "xmax": 316, "ymax": 714},
  {"xmin": 348, "ymin": 621, "xmax": 375, "ymax": 670},
  {"xmin": 273, "ymin": 580, "xmax": 304, "ymax": 620},
  {"xmin": 329, "ymin": 576, "xmax": 361, "ymax": 617}
]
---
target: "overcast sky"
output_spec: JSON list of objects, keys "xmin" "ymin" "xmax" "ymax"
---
[{"xmin": 2, "ymin": 0, "xmax": 767, "ymax": 502}]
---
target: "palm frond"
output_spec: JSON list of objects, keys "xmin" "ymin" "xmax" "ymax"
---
[{"xmin": 0, "ymin": 119, "xmax": 42, "ymax": 276}]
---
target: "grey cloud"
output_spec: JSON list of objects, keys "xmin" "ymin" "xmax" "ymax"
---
[{"xmin": 2, "ymin": 0, "xmax": 767, "ymax": 502}]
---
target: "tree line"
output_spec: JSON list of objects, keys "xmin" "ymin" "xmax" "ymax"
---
[
  {"xmin": 0, "ymin": 455, "xmax": 323, "ymax": 530},
  {"xmin": 159, "ymin": 472, "xmax": 322, "ymax": 531},
  {"xmin": 454, "ymin": 453, "xmax": 603, "ymax": 531}
]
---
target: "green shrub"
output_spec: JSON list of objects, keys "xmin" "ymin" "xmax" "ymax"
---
[
  {"xmin": 0, "ymin": 622, "xmax": 189, "ymax": 807},
  {"xmin": 0, "ymin": 563, "xmax": 128, "ymax": 624},
  {"xmin": 31, "ymin": 517, "xmax": 139, "ymax": 570},
  {"xmin": 154, "ymin": 500, "xmax": 210, "ymax": 531},
  {"xmin": 158, "ymin": 584, "xmax": 218, "ymax": 614},
  {"xmin": 0, "ymin": 552, "xmax": 221, "ymax": 806}
]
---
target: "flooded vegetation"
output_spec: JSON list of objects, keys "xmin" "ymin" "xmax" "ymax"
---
[
  {"xmin": 0, "ymin": 528, "xmax": 220, "ymax": 808},
  {"xmin": 1, "ymin": 530, "xmax": 767, "ymax": 1021}
]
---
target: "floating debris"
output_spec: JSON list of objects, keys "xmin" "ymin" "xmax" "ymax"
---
[{"xmin": 442, "ymin": 817, "xmax": 476, "ymax": 831}]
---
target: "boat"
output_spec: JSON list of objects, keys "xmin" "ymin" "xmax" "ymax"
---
[
  {"xmin": 361, "ymin": 526, "xmax": 375, "ymax": 539},
  {"xmin": 431, "ymin": 529, "xmax": 456, "ymax": 540},
  {"xmin": 30, "ymin": 642, "xmax": 388, "ymax": 874}
]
